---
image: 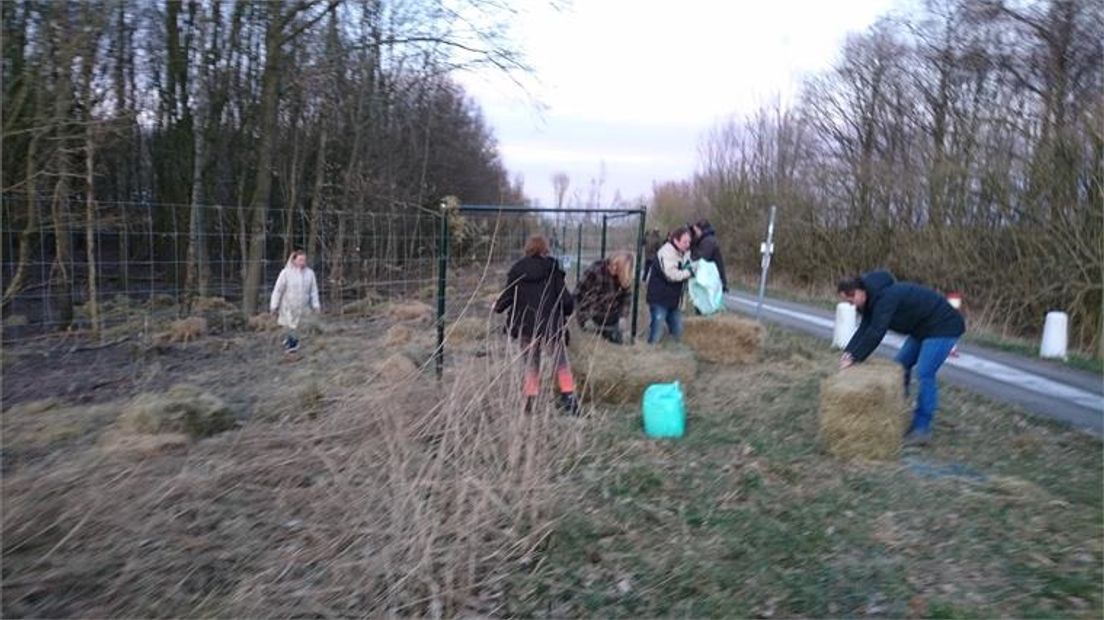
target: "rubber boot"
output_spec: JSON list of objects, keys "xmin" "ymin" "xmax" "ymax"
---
[{"xmin": 558, "ymin": 392, "xmax": 580, "ymax": 416}]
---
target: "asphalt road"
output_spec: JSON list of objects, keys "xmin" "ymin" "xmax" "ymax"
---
[{"xmin": 725, "ymin": 292, "xmax": 1104, "ymax": 437}]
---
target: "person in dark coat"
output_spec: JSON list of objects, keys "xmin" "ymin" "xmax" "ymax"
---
[
  {"xmin": 494, "ymin": 235, "xmax": 578, "ymax": 414},
  {"xmin": 838, "ymin": 270, "xmax": 966, "ymax": 446},
  {"xmin": 645, "ymin": 226, "xmax": 694, "ymax": 343},
  {"xmin": 690, "ymin": 219, "xmax": 728, "ymax": 292},
  {"xmin": 575, "ymin": 251, "xmax": 634, "ymax": 344}
]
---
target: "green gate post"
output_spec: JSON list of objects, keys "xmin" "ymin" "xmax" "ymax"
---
[
  {"xmin": 575, "ymin": 220, "xmax": 583, "ymax": 283},
  {"xmin": 435, "ymin": 202, "xmax": 450, "ymax": 380},
  {"xmin": 600, "ymin": 215, "xmax": 608, "ymax": 260},
  {"xmin": 630, "ymin": 208, "xmax": 646, "ymax": 344}
]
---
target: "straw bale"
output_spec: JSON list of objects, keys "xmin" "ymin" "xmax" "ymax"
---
[
  {"xmin": 341, "ymin": 292, "xmax": 383, "ymax": 316},
  {"xmin": 570, "ymin": 333, "xmax": 697, "ymax": 404},
  {"xmin": 118, "ymin": 384, "xmax": 236, "ymax": 438},
  {"xmin": 447, "ymin": 317, "xmax": 487, "ymax": 343},
  {"xmin": 156, "ymin": 316, "xmax": 207, "ymax": 344},
  {"xmin": 98, "ymin": 431, "xmax": 190, "ymax": 457},
  {"xmin": 247, "ymin": 313, "xmax": 279, "ymax": 332},
  {"xmin": 682, "ymin": 315, "xmax": 762, "ymax": 364},
  {"xmin": 191, "ymin": 296, "xmax": 244, "ymax": 333},
  {"xmin": 383, "ymin": 324, "xmax": 413, "ymax": 347},
  {"xmin": 386, "ymin": 300, "xmax": 434, "ymax": 323},
  {"xmin": 373, "ymin": 353, "xmax": 419, "ymax": 383},
  {"xmin": 819, "ymin": 362, "xmax": 907, "ymax": 461}
]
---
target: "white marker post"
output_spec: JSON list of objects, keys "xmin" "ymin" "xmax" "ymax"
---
[
  {"xmin": 1039, "ymin": 311, "xmax": 1069, "ymax": 361},
  {"xmin": 947, "ymin": 292, "xmax": 962, "ymax": 357},
  {"xmin": 754, "ymin": 205, "xmax": 776, "ymax": 321},
  {"xmin": 832, "ymin": 302, "xmax": 857, "ymax": 349}
]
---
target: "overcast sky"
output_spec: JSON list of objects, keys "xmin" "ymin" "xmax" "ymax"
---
[{"xmin": 455, "ymin": 0, "xmax": 899, "ymax": 209}]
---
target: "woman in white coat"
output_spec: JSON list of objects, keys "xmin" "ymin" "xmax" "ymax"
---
[{"xmin": 269, "ymin": 250, "xmax": 321, "ymax": 353}]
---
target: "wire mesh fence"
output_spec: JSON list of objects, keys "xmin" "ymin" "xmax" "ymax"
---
[
  {"xmin": 1, "ymin": 195, "xmax": 646, "ymax": 347},
  {"xmin": 0, "ymin": 194, "xmax": 440, "ymax": 342}
]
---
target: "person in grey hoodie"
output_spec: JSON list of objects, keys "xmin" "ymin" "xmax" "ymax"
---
[{"xmin": 269, "ymin": 250, "xmax": 321, "ymax": 353}]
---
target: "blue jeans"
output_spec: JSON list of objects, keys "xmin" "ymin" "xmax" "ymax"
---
[
  {"xmin": 895, "ymin": 336, "xmax": 958, "ymax": 433},
  {"xmin": 648, "ymin": 304, "xmax": 683, "ymax": 344}
]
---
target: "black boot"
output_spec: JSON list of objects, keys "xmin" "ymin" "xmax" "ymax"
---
[
  {"xmin": 524, "ymin": 396, "xmax": 535, "ymax": 414},
  {"xmin": 558, "ymin": 392, "xmax": 580, "ymax": 416}
]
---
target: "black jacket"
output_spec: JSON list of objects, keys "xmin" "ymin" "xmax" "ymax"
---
[
  {"xmin": 494, "ymin": 256, "xmax": 574, "ymax": 341},
  {"xmin": 844, "ymin": 270, "xmax": 966, "ymax": 362},
  {"xmin": 691, "ymin": 224, "xmax": 728, "ymax": 291},
  {"xmin": 646, "ymin": 241, "xmax": 692, "ymax": 309}
]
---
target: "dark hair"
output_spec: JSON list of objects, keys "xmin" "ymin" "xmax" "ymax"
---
[
  {"xmin": 694, "ymin": 219, "xmax": 711, "ymax": 230},
  {"xmin": 669, "ymin": 226, "xmax": 691, "ymax": 243},
  {"xmin": 524, "ymin": 235, "xmax": 550, "ymax": 257},
  {"xmin": 837, "ymin": 276, "xmax": 864, "ymax": 295}
]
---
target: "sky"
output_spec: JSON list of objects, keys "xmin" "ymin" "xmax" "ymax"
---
[{"xmin": 454, "ymin": 0, "xmax": 899, "ymax": 209}]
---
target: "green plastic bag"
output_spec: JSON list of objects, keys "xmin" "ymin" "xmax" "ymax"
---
[
  {"xmin": 642, "ymin": 381, "xmax": 686, "ymax": 438},
  {"xmin": 689, "ymin": 259, "xmax": 724, "ymax": 315}
]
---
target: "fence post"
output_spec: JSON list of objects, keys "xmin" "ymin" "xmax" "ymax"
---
[
  {"xmin": 630, "ymin": 208, "xmax": 646, "ymax": 344},
  {"xmin": 435, "ymin": 201, "xmax": 450, "ymax": 380},
  {"xmin": 600, "ymin": 215, "xmax": 608, "ymax": 260},
  {"xmin": 575, "ymin": 220, "xmax": 583, "ymax": 283}
]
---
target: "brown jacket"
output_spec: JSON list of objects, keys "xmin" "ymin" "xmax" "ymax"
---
[{"xmin": 575, "ymin": 259, "xmax": 629, "ymax": 327}]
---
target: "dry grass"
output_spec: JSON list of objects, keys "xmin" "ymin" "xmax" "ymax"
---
[
  {"xmin": 373, "ymin": 352, "xmax": 420, "ymax": 383},
  {"xmin": 682, "ymin": 314, "xmax": 763, "ymax": 364},
  {"xmin": 385, "ymin": 300, "xmax": 435, "ymax": 323},
  {"xmin": 570, "ymin": 332, "xmax": 698, "ymax": 404},
  {"xmin": 341, "ymin": 292, "xmax": 384, "ymax": 316},
  {"xmin": 1, "ymin": 335, "xmax": 586, "ymax": 618},
  {"xmin": 447, "ymin": 317, "xmax": 489, "ymax": 343},
  {"xmin": 246, "ymin": 313, "xmax": 279, "ymax": 332},
  {"xmin": 191, "ymin": 296, "xmax": 245, "ymax": 334},
  {"xmin": 2, "ymin": 399, "xmax": 118, "ymax": 450},
  {"xmin": 383, "ymin": 323, "xmax": 413, "ymax": 347},
  {"xmin": 155, "ymin": 316, "xmax": 207, "ymax": 344},
  {"xmin": 117, "ymin": 384, "xmax": 236, "ymax": 438},
  {"xmin": 819, "ymin": 361, "xmax": 908, "ymax": 461}
]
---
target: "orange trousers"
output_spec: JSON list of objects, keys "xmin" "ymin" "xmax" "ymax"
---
[{"xmin": 520, "ymin": 336, "xmax": 575, "ymax": 397}]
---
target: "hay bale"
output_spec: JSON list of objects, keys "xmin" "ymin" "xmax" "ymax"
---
[
  {"xmin": 98, "ymin": 431, "xmax": 190, "ymax": 457},
  {"xmin": 447, "ymin": 317, "xmax": 487, "ymax": 343},
  {"xmin": 342, "ymin": 293, "xmax": 383, "ymax": 316},
  {"xmin": 247, "ymin": 313, "xmax": 279, "ymax": 332},
  {"xmin": 819, "ymin": 362, "xmax": 907, "ymax": 461},
  {"xmin": 682, "ymin": 315, "xmax": 763, "ymax": 364},
  {"xmin": 383, "ymin": 324, "xmax": 413, "ymax": 347},
  {"xmin": 373, "ymin": 353, "xmax": 419, "ymax": 383},
  {"xmin": 155, "ymin": 316, "xmax": 207, "ymax": 344},
  {"xmin": 118, "ymin": 384, "xmax": 236, "ymax": 438},
  {"xmin": 147, "ymin": 293, "xmax": 177, "ymax": 309},
  {"xmin": 3, "ymin": 313, "xmax": 28, "ymax": 327},
  {"xmin": 386, "ymin": 301, "xmax": 434, "ymax": 323},
  {"xmin": 191, "ymin": 296, "xmax": 244, "ymax": 333},
  {"xmin": 570, "ymin": 333, "xmax": 698, "ymax": 404}
]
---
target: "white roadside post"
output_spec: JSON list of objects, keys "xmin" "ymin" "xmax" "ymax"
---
[
  {"xmin": 832, "ymin": 302, "xmax": 857, "ymax": 349},
  {"xmin": 754, "ymin": 205, "xmax": 776, "ymax": 321},
  {"xmin": 947, "ymin": 292, "xmax": 962, "ymax": 357},
  {"xmin": 1039, "ymin": 311, "xmax": 1069, "ymax": 361}
]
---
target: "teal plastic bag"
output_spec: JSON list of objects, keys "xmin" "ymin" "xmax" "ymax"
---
[
  {"xmin": 642, "ymin": 381, "xmax": 686, "ymax": 438},
  {"xmin": 689, "ymin": 259, "xmax": 724, "ymax": 315}
]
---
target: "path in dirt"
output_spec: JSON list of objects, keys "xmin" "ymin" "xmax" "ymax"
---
[{"xmin": 725, "ymin": 292, "xmax": 1104, "ymax": 437}]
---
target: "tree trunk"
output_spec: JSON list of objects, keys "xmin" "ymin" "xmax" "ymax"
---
[
  {"xmin": 241, "ymin": 0, "xmax": 282, "ymax": 315},
  {"xmin": 307, "ymin": 126, "xmax": 326, "ymax": 258},
  {"xmin": 2, "ymin": 134, "xmax": 39, "ymax": 309}
]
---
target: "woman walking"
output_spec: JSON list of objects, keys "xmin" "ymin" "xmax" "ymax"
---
[
  {"xmin": 269, "ymin": 250, "xmax": 321, "ymax": 354},
  {"xmin": 645, "ymin": 226, "xmax": 694, "ymax": 343},
  {"xmin": 494, "ymin": 235, "xmax": 578, "ymax": 414}
]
